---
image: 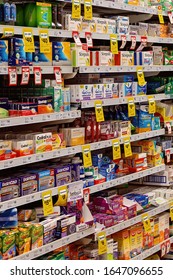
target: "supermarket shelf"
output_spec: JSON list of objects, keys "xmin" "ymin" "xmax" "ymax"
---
[
  {"xmin": 0, "ymin": 129, "xmax": 165, "ymax": 170},
  {"xmin": 79, "ymin": 65, "xmax": 173, "ymax": 74},
  {"xmin": 0, "ymin": 181, "xmax": 83, "ymax": 211},
  {"xmin": 12, "ymin": 226, "xmax": 95, "ymax": 260},
  {"xmin": 59, "ymin": 0, "xmax": 168, "ymax": 16},
  {"xmin": 104, "ymin": 201, "xmax": 171, "ymax": 237},
  {"xmin": 132, "ymin": 237, "xmax": 173, "ymax": 260},
  {"xmin": 89, "ymin": 164, "xmax": 165, "ymax": 194},
  {"xmin": 0, "ymin": 110, "xmax": 81, "ymax": 128},
  {"xmin": 0, "ymin": 66, "xmax": 73, "ymax": 75},
  {"xmin": 2, "ymin": 24, "xmax": 173, "ymax": 44},
  {"xmin": 81, "ymin": 94, "xmax": 170, "ymax": 109},
  {"xmin": 89, "ymin": 129, "xmax": 165, "ymax": 151}
]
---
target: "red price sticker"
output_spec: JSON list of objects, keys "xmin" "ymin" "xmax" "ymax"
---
[
  {"xmin": 168, "ymin": 11, "xmax": 173, "ymax": 24},
  {"xmin": 83, "ymin": 188, "xmax": 90, "ymax": 204},
  {"xmin": 72, "ymin": 31, "xmax": 82, "ymax": 46},
  {"xmin": 8, "ymin": 67, "xmax": 17, "ymax": 86},
  {"xmin": 33, "ymin": 67, "xmax": 42, "ymax": 85},
  {"xmin": 136, "ymin": 36, "xmax": 147, "ymax": 52},
  {"xmin": 21, "ymin": 67, "xmax": 30, "ymax": 85},
  {"xmin": 120, "ymin": 35, "xmax": 127, "ymax": 49},
  {"xmin": 130, "ymin": 36, "xmax": 136, "ymax": 50},
  {"xmin": 54, "ymin": 67, "xmax": 62, "ymax": 84},
  {"xmin": 160, "ymin": 242, "xmax": 166, "ymax": 257},
  {"xmin": 85, "ymin": 32, "xmax": 93, "ymax": 48},
  {"xmin": 166, "ymin": 149, "xmax": 171, "ymax": 163}
]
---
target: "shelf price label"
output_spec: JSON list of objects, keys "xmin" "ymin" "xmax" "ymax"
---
[
  {"xmin": 54, "ymin": 185, "xmax": 68, "ymax": 207},
  {"xmin": 142, "ymin": 213, "xmax": 152, "ymax": 233},
  {"xmin": 33, "ymin": 67, "xmax": 42, "ymax": 85},
  {"xmin": 168, "ymin": 11, "xmax": 173, "ymax": 24},
  {"xmin": 42, "ymin": 190, "xmax": 54, "ymax": 216},
  {"xmin": 2, "ymin": 27, "xmax": 14, "ymax": 38},
  {"xmin": 54, "ymin": 67, "xmax": 62, "ymax": 84},
  {"xmin": 84, "ymin": 0, "xmax": 92, "ymax": 20},
  {"xmin": 120, "ymin": 35, "xmax": 127, "ymax": 49},
  {"xmin": 148, "ymin": 95, "xmax": 156, "ymax": 114},
  {"xmin": 21, "ymin": 66, "xmax": 30, "ymax": 85},
  {"xmin": 158, "ymin": 6, "xmax": 164, "ymax": 24},
  {"xmin": 124, "ymin": 137, "xmax": 132, "ymax": 158},
  {"xmin": 128, "ymin": 97, "xmax": 136, "ymax": 117},
  {"xmin": 95, "ymin": 100, "xmax": 104, "ymax": 122},
  {"xmin": 39, "ymin": 30, "xmax": 50, "ymax": 53},
  {"xmin": 112, "ymin": 139, "xmax": 121, "ymax": 160},
  {"xmin": 82, "ymin": 144, "xmax": 92, "ymax": 168},
  {"xmin": 170, "ymin": 201, "xmax": 173, "ymax": 221},
  {"xmin": 8, "ymin": 67, "xmax": 17, "ymax": 86},
  {"xmin": 83, "ymin": 188, "xmax": 90, "ymax": 204},
  {"xmin": 130, "ymin": 35, "xmax": 136, "ymax": 50},
  {"xmin": 137, "ymin": 66, "xmax": 146, "ymax": 87},
  {"xmin": 23, "ymin": 28, "xmax": 35, "ymax": 52},
  {"xmin": 85, "ymin": 32, "xmax": 93, "ymax": 48},
  {"xmin": 72, "ymin": 0, "xmax": 81, "ymax": 19},
  {"xmin": 160, "ymin": 242, "xmax": 166, "ymax": 257},
  {"xmin": 97, "ymin": 231, "xmax": 107, "ymax": 255},
  {"xmin": 110, "ymin": 34, "xmax": 118, "ymax": 54}
]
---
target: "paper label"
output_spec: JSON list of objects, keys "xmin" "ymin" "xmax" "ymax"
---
[
  {"xmin": 110, "ymin": 34, "xmax": 118, "ymax": 54},
  {"xmin": 72, "ymin": 0, "xmax": 81, "ymax": 19},
  {"xmin": 85, "ymin": 32, "xmax": 93, "ymax": 48},
  {"xmin": 84, "ymin": 0, "xmax": 92, "ymax": 20},
  {"xmin": 42, "ymin": 190, "xmax": 54, "ymax": 216},
  {"xmin": 170, "ymin": 202, "xmax": 173, "ymax": 221},
  {"xmin": 21, "ymin": 67, "xmax": 30, "ymax": 85},
  {"xmin": 3, "ymin": 27, "xmax": 14, "ymax": 38},
  {"xmin": 124, "ymin": 137, "xmax": 132, "ymax": 158},
  {"xmin": 112, "ymin": 139, "xmax": 121, "ymax": 160},
  {"xmin": 72, "ymin": 31, "xmax": 82, "ymax": 47},
  {"xmin": 54, "ymin": 66, "xmax": 62, "ymax": 84},
  {"xmin": 33, "ymin": 67, "xmax": 42, "ymax": 85},
  {"xmin": 142, "ymin": 213, "xmax": 152, "ymax": 233},
  {"xmin": 137, "ymin": 66, "xmax": 146, "ymax": 86},
  {"xmin": 95, "ymin": 100, "xmax": 104, "ymax": 122},
  {"xmin": 148, "ymin": 95, "xmax": 156, "ymax": 114},
  {"xmin": 55, "ymin": 185, "xmax": 68, "ymax": 207},
  {"xmin": 120, "ymin": 35, "xmax": 127, "ymax": 49},
  {"xmin": 39, "ymin": 30, "xmax": 50, "ymax": 53},
  {"xmin": 83, "ymin": 188, "xmax": 90, "ymax": 204},
  {"xmin": 130, "ymin": 36, "xmax": 136, "ymax": 50},
  {"xmin": 97, "ymin": 231, "xmax": 107, "ymax": 255},
  {"xmin": 128, "ymin": 97, "xmax": 136, "ymax": 117},
  {"xmin": 82, "ymin": 144, "xmax": 92, "ymax": 168},
  {"xmin": 8, "ymin": 67, "xmax": 17, "ymax": 86},
  {"xmin": 23, "ymin": 28, "xmax": 35, "ymax": 52},
  {"xmin": 158, "ymin": 6, "xmax": 164, "ymax": 24}
]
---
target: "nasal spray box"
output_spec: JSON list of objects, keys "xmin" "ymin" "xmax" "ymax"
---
[
  {"xmin": 92, "ymin": 51, "xmax": 113, "ymax": 66},
  {"xmin": 71, "ymin": 43, "xmax": 90, "ymax": 67},
  {"xmin": 69, "ymin": 84, "xmax": 94, "ymax": 102},
  {"xmin": 52, "ymin": 42, "xmax": 71, "ymax": 66},
  {"xmin": 64, "ymin": 14, "xmax": 82, "ymax": 32},
  {"xmin": 33, "ymin": 42, "xmax": 52, "ymax": 66},
  {"xmin": 116, "ymin": 16, "xmax": 129, "ymax": 34},
  {"xmin": 134, "ymin": 51, "xmax": 153, "ymax": 65},
  {"xmin": 9, "ymin": 38, "xmax": 32, "ymax": 66}
]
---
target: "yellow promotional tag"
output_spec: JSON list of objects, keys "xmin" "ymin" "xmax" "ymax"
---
[
  {"xmin": 82, "ymin": 144, "xmax": 92, "ymax": 168},
  {"xmin": 170, "ymin": 202, "xmax": 173, "ymax": 221},
  {"xmin": 158, "ymin": 6, "xmax": 164, "ymax": 24},
  {"xmin": 142, "ymin": 213, "xmax": 152, "ymax": 233},
  {"xmin": 84, "ymin": 0, "xmax": 92, "ymax": 20},
  {"xmin": 2, "ymin": 27, "xmax": 14, "ymax": 38},
  {"xmin": 127, "ymin": 97, "xmax": 136, "ymax": 117},
  {"xmin": 112, "ymin": 139, "xmax": 121, "ymax": 160},
  {"xmin": 42, "ymin": 190, "xmax": 54, "ymax": 216},
  {"xmin": 124, "ymin": 136, "xmax": 132, "ymax": 158},
  {"xmin": 110, "ymin": 34, "xmax": 118, "ymax": 54},
  {"xmin": 148, "ymin": 96, "xmax": 156, "ymax": 114},
  {"xmin": 72, "ymin": 0, "xmax": 81, "ymax": 19},
  {"xmin": 23, "ymin": 28, "xmax": 35, "ymax": 52},
  {"xmin": 54, "ymin": 186, "xmax": 68, "ymax": 207},
  {"xmin": 95, "ymin": 100, "xmax": 104, "ymax": 122},
  {"xmin": 137, "ymin": 66, "xmax": 146, "ymax": 87},
  {"xmin": 97, "ymin": 231, "xmax": 107, "ymax": 255},
  {"xmin": 39, "ymin": 30, "xmax": 50, "ymax": 53}
]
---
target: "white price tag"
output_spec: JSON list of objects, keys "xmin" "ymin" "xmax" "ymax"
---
[
  {"xmin": 168, "ymin": 11, "xmax": 173, "ymax": 23},
  {"xmin": 120, "ymin": 35, "xmax": 127, "ymax": 49},
  {"xmin": 130, "ymin": 36, "xmax": 136, "ymax": 50},
  {"xmin": 85, "ymin": 32, "xmax": 93, "ymax": 48},
  {"xmin": 21, "ymin": 67, "xmax": 30, "ymax": 85},
  {"xmin": 8, "ymin": 67, "xmax": 17, "ymax": 86},
  {"xmin": 72, "ymin": 31, "xmax": 82, "ymax": 46},
  {"xmin": 136, "ymin": 36, "xmax": 147, "ymax": 52},
  {"xmin": 33, "ymin": 67, "xmax": 42, "ymax": 85},
  {"xmin": 54, "ymin": 67, "xmax": 62, "ymax": 84}
]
